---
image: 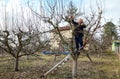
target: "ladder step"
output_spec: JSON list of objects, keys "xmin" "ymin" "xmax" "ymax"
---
[{"xmin": 43, "ymin": 54, "xmax": 71, "ymax": 76}]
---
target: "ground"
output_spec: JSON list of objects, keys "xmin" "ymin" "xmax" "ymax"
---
[{"xmin": 0, "ymin": 53, "xmax": 120, "ymax": 79}]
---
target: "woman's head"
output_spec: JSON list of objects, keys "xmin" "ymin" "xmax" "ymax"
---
[{"xmin": 78, "ymin": 18, "xmax": 83, "ymax": 25}]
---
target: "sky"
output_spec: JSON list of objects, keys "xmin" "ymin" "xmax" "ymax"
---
[
  {"xmin": 104, "ymin": 0, "xmax": 120, "ymax": 25},
  {"xmin": 0, "ymin": 0, "xmax": 120, "ymax": 26}
]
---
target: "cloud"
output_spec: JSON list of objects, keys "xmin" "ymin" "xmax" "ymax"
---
[
  {"xmin": 78, "ymin": 0, "xmax": 120, "ymax": 25},
  {"xmin": 0, "ymin": 0, "xmax": 32, "ymax": 30},
  {"xmin": 6, "ymin": 0, "xmax": 25, "ymax": 14},
  {"xmin": 0, "ymin": 0, "xmax": 6, "ymax": 29},
  {"xmin": 104, "ymin": 0, "xmax": 120, "ymax": 24},
  {"xmin": 0, "ymin": 0, "xmax": 120, "ymax": 26}
]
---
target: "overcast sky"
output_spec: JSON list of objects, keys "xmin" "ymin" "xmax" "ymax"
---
[{"xmin": 0, "ymin": 0, "xmax": 120, "ymax": 26}]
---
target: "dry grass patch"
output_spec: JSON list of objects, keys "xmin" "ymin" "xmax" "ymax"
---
[{"xmin": 0, "ymin": 53, "xmax": 120, "ymax": 79}]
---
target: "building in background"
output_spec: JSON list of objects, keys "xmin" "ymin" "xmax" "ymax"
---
[
  {"xmin": 49, "ymin": 25, "xmax": 72, "ymax": 52},
  {"xmin": 49, "ymin": 25, "xmax": 89, "ymax": 52},
  {"xmin": 112, "ymin": 40, "xmax": 120, "ymax": 54}
]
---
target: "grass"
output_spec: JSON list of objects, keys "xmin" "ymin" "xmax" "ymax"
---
[{"xmin": 0, "ymin": 53, "xmax": 120, "ymax": 79}]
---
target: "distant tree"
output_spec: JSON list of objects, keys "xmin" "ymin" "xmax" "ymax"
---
[
  {"xmin": 64, "ymin": 1, "xmax": 79, "ymax": 21},
  {"xmin": 117, "ymin": 18, "xmax": 120, "ymax": 39},
  {"xmin": 102, "ymin": 22, "xmax": 118, "ymax": 48}
]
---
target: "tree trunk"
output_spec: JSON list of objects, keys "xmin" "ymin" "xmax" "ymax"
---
[
  {"xmin": 72, "ymin": 58, "xmax": 78, "ymax": 78},
  {"xmin": 54, "ymin": 54, "xmax": 57, "ymax": 61},
  {"xmin": 86, "ymin": 53, "xmax": 93, "ymax": 63},
  {"xmin": 14, "ymin": 57, "xmax": 19, "ymax": 71}
]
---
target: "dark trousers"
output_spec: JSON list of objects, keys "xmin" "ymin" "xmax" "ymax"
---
[{"xmin": 75, "ymin": 36, "xmax": 83, "ymax": 50}]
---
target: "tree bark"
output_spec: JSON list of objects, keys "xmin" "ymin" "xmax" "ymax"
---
[
  {"xmin": 14, "ymin": 57, "xmax": 19, "ymax": 71},
  {"xmin": 54, "ymin": 54, "xmax": 57, "ymax": 61},
  {"xmin": 86, "ymin": 53, "xmax": 93, "ymax": 63},
  {"xmin": 72, "ymin": 58, "xmax": 78, "ymax": 78}
]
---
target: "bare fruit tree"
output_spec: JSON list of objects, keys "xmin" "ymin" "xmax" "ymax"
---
[
  {"xmin": 0, "ymin": 5, "xmax": 49, "ymax": 71},
  {"xmin": 28, "ymin": 0, "xmax": 103, "ymax": 78}
]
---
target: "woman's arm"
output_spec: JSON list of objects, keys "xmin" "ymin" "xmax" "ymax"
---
[
  {"xmin": 70, "ymin": 16, "xmax": 78, "ymax": 25},
  {"xmin": 72, "ymin": 19, "xmax": 78, "ymax": 25}
]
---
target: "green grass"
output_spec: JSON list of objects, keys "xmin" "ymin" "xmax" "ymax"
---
[{"xmin": 0, "ymin": 53, "xmax": 120, "ymax": 79}]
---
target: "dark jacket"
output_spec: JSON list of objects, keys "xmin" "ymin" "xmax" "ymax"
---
[{"xmin": 72, "ymin": 20, "xmax": 86, "ymax": 37}]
